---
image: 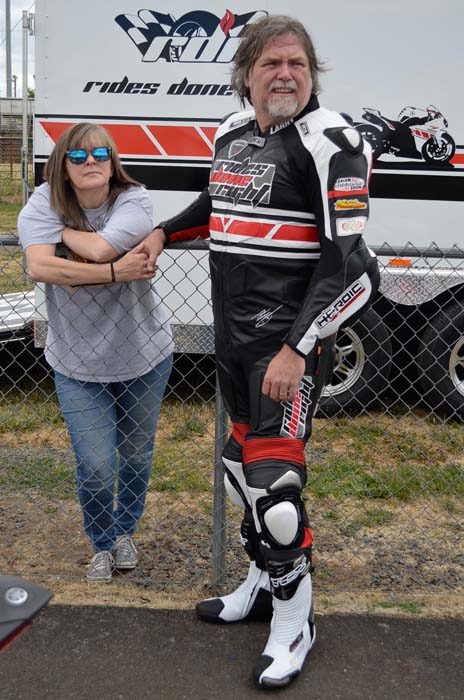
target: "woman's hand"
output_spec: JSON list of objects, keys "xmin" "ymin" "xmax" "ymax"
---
[
  {"xmin": 112, "ymin": 250, "xmax": 158, "ymax": 283},
  {"xmin": 132, "ymin": 228, "xmax": 166, "ymax": 272}
]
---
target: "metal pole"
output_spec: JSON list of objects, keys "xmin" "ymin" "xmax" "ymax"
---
[
  {"xmin": 21, "ymin": 11, "xmax": 31, "ymax": 205},
  {"xmin": 212, "ymin": 373, "xmax": 228, "ymax": 586},
  {"xmin": 5, "ymin": 0, "xmax": 12, "ymax": 96}
]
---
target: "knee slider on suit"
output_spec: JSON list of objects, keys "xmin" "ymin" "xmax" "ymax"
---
[
  {"xmin": 246, "ymin": 463, "xmax": 307, "ymax": 549},
  {"xmin": 263, "ymin": 498, "xmax": 301, "ymax": 546}
]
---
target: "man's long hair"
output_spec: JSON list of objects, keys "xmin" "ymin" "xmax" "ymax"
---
[
  {"xmin": 231, "ymin": 15, "xmax": 325, "ymax": 107},
  {"xmin": 44, "ymin": 122, "xmax": 142, "ymax": 231}
]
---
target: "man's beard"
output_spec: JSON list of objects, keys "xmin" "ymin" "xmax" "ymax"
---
[
  {"xmin": 266, "ymin": 80, "xmax": 298, "ymax": 120},
  {"xmin": 267, "ymin": 94, "xmax": 298, "ymax": 119}
]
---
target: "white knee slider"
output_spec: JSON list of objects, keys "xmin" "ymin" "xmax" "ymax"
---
[{"xmin": 263, "ymin": 502, "xmax": 299, "ymax": 546}]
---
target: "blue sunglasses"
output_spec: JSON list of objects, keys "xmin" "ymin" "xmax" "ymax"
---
[{"xmin": 66, "ymin": 146, "xmax": 112, "ymax": 165}]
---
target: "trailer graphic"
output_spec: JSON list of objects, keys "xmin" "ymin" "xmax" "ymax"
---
[{"xmin": 115, "ymin": 8, "xmax": 267, "ymax": 63}]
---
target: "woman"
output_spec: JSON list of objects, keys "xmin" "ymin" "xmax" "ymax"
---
[{"xmin": 18, "ymin": 123, "xmax": 173, "ymax": 582}]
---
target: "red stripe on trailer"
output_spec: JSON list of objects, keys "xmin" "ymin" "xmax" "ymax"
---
[
  {"xmin": 39, "ymin": 121, "xmax": 161, "ymax": 155},
  {"xmin": 39, "ymin": 121, "xmax": 75, "ymax": 142},
  {"xmin": 100, "ymin": 124, "xmax": 161, "ymax": 155},
  {"xmin": 198, "ymin": 126, "xmax": 218, "ymax": 146},
  {"xmin": 148, "ymin": 125, "xmax": 213, "ymax": 157}
]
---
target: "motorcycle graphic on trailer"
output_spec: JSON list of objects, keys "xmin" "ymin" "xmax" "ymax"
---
[{"xmin": 355, "ymin": 105, "xmax": 455, "ymax": 164}]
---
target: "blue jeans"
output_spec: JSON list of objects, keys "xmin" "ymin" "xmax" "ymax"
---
[{"xmin": 54, "ymin": 355, "xmax": 172, "ymax": 552}]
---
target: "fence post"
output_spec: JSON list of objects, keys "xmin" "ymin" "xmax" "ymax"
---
[
  {"xmin": 21, "ymin": 11, "xmax": 33, "ymax": 206},
  {"xmin": 212, "ymin": 373, "xmax": 228, "ymax": 585}
]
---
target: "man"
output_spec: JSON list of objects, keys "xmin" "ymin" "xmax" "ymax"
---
[{"xmin": 138, "ymin": 15, "xmax": 379, "ymax": 688}]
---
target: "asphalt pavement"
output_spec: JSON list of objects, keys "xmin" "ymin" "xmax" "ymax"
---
[{"xmin": 1, "ymin": 605, "xmax": 463, "ymax": 700}]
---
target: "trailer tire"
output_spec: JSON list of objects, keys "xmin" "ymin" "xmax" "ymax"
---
[
  {"xmin": 417, "ymin": 301, "xmax": 464, "ymax": 419},
  {"xmin": 318, "ymin": 307, "xmax": 392, "ymax": 416}
]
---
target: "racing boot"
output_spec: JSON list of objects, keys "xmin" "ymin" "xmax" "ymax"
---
[
  {"xmin": 196, "ymin": 560, "xmax": 271, "ymax": 623},
  {"xmin": 196, "ymin": 511, "xmax": 272, "ymax": 623},
  {"xmin": 254, "ymin": 549, "xmax": 316, "ymax": 688}
]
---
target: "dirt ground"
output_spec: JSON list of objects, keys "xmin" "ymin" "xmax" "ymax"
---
[
  {"xmin": 1, "ymin": 488, "xmax": 463, "ymax": 617},
  {"xmin": 1, "ymin": 404, "xmax": 463, "ymax": 617}
]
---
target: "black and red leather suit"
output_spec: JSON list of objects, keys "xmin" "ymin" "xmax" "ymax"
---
[{"xmin": 160, "ymin": 94, "xmax": 379, "ymax": 592}]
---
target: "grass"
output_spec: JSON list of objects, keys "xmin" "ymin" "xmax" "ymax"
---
[
  {"xmin": 170, "ymin": 413, "xmax": 209, "ymax": 443},
  {"xmin": 0, "ymin": 164, "xmax": 29, "ymax": 290},
  {"xmin": 307, "ymin": 415, "xmax": 464, "ymax": 500},
  {"xmin": 307, "ymin": 459, "xmax": 464, "ymax": 500},
  {"xmin": 0, "ymin": 202, "xmax": 22, "ymax": 232},
  {"xmin": 0, "ymin": 163, "xmax": 33, "ymax": 232},
  {"xmin": 0, "ymin": 168, "xmax": 29, "ymax": 294},
  {"xmin": 371, "ymin": 601, "xmax": 424, "ymax": 615},
  {"xmin": 354, "ymin": 508, "xmax": 395, "ymax": 528},
  {"xmin": 150, "ymin": 447, "xmax": 212, "ymax": 492},
  {"xmin": 0, "ymin": 381, "xmax": 62, "ymax": 432},
  {"xmin": 0, "ymin": 456, "xmax": 76, "ymax": 499},
  {"xmin": 0, "ymin": 252, "xmax": 32, "ymax": 293},
  {"xmin": 0, "ymin": 378, "xmax": 463, "ymax": 502}
]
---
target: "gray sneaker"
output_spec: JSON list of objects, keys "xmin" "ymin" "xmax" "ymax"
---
[
  {"xmin": 87, "ymin": 551, "xmax": 114, "ymax": 583},
  {"xmin": 113, "ymin": 535, "xmax": 138, "ymax": 569}
]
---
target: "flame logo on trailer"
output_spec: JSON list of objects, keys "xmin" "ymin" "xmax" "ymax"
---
[{"xmin": 115, "ymin": 9, "xmax": 267, "ymax": 63}]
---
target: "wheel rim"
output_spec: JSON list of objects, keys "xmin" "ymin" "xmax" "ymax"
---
[
  {"xmin": 426, "ymin": 138, "xmax": 452, "ymax": 161},
  {"xmin": 322, "ymin": 327, "xmax": 366, "ymax": 397},
  {"xmin": 360, "ymin": 128, "xmax": 380, "ymax": 149},
  {"xmin": 449, "ymin": 335, "xmax": 464, "ymax": 397}
]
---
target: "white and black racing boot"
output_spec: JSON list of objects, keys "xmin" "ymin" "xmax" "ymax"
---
[
  {"xmin": 254, "ymin": 552, "xmax": 315, "ymax": 688},
  {"xmin": 197, "ymin": 510, "xmax": 272, "ymax": 623},
  {"xmin": 196, "ymin": 559, "xmax": 271, "ymax": 623}
]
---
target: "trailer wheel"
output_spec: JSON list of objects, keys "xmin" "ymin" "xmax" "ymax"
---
[
  {"xmin": 318, "ymin": 308, "xmax": 392, "ymax": 416},
  {"xmin": 417, "ymin": 301, "xmax": 464, "ymax": 419}
]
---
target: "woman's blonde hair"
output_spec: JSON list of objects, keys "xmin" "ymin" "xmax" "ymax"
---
[{"xmin": 43, "ymin": 122, "xmax": 142, "ymax": 230}]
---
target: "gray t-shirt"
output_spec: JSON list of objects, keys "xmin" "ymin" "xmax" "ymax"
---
[{"xmin": 18, "ymin": 182, "xmax": 173, "ymax": 382}]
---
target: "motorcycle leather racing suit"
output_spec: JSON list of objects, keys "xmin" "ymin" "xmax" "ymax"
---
[{"xmin": 159, "ymin": 94, "xmax": 379, "ymax": 677}]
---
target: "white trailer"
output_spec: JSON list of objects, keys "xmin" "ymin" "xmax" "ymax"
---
[{"xmin": 29, "ymin": 0, "xmax": 464, "ymax": 416}]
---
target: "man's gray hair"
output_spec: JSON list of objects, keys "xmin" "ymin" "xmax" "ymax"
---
[{"xmin": 231, "ymin": 15, "xmax": 325, "ymax": 107}]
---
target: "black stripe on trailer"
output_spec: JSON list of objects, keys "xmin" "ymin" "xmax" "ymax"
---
[
  {"xmin": 120, "ymin": 166, "xmax": 464, "ymax": 201},
  {"xmin": 370, "ymin": 172, "xmax": 464, "ymax": 201},
  {"xmin": 34, "ymin": 161, "xmax": 211, "ymax": 191},
  {"xmin": 34, "ymin": 162, "xmax": 464, "ymax": 201}
]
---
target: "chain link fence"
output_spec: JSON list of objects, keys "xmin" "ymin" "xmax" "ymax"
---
[{"xmin": 0, "ymin": 234, "xmax": 463, "ymax": 604}]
